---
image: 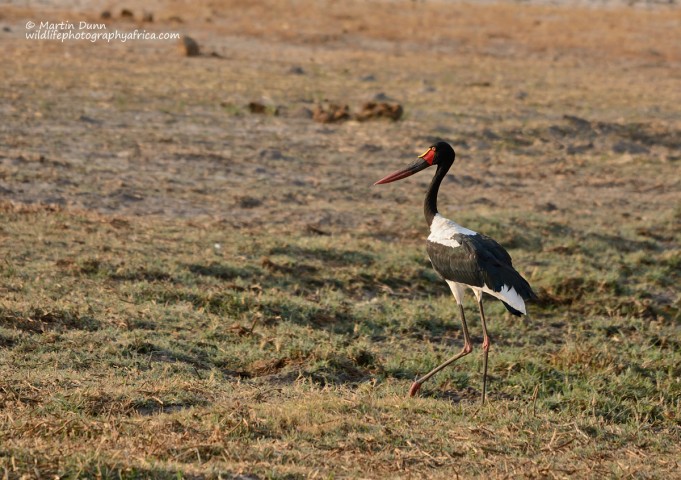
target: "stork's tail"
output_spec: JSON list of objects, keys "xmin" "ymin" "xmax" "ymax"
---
[{"xmin": 502, "ymin": 274, "xmax": 537, "ymax": 317}]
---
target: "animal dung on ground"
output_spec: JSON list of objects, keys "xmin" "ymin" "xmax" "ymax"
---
[
  {"xmin": 120, "ymin": 9, "xmax": 134, "ymax": 19},
  {"xmin": 355, "ymin": 102, "xmax": 403, "ymax": 122},
  {"xmin": 311, "ymin": 101, "xmax": 403, "ymax": 123},
  {"xmin": 246, "ymin": 102, "xmax": 279, "ymax": 116},
  {"xmin": 248, "ymin": 102, "xmax": 267, "ymax": 114},
  {"xmin": 312, "ymin": 103, "xmax": 351, "ymax": 123},
  {"xmin": 180, "ymin": 36, "xmax": 200, "ymax": 57},
  {"xmin": 242, "ymin": 98, "xmax": 404, "ymax": 123}
]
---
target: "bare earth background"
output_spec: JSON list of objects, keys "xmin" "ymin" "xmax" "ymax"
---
[{"xmin": 0, "ymin": 0, "xmax": 680, "ymax": 478}]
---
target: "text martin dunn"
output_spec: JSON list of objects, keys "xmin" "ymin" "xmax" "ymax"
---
[{"xmin": 39, "ymin": 21, "xmax": 106, "ymax": 30}]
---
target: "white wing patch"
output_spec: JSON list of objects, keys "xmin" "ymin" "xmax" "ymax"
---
[
  {"xmin": 428, "ymin": 214, "xmax": 477, "ymax": 248},
  {"xmin": 480, "ymin": 284, "xmax": 526, "ymax": 314}
]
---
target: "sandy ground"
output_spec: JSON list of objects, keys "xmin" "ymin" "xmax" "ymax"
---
[{"xmin": 1, "ymin": 0, "xmax": 680, "ymax": 236}]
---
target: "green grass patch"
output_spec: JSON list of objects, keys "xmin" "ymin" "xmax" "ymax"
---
[{"xmin": 1, "ymin": 206, "xmax": 679, "ymax": 478}]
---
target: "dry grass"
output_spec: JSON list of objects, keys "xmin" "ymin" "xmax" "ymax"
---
[
  {"xmin": 1, "ymin": 0, "xmax": 680, "ymax": 478},
  {"xmin": 0, "ymin": 202, "xmax": 678, "ymax": 478}
]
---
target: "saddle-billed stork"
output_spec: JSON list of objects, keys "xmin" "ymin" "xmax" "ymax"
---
[{"xmin": 374, "ymin": 141, "xmax": 537, "ymax": 403}]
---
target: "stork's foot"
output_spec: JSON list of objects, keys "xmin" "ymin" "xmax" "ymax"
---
[{"xmin": 409, "ymin": 381, "xmax": 422, "ymax": 397}]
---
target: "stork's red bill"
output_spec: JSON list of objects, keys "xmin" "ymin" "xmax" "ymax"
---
[{"xmin": 373, "ymin": 147, "xmax": 435, "ymax": 185}]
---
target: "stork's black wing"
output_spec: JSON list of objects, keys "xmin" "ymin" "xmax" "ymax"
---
[{"xmin": 427, "ymin": 233, "xmax": 537, "ymax": 310}]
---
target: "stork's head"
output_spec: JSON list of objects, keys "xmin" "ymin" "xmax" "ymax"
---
[{"xmin": 373, "ymin": 141, "xmax": 455, "ymax": 185}]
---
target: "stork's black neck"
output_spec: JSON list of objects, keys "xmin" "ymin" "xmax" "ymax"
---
[{"xmin": 424, "ymin": 162, "xmax": 451, "ymax": 226}]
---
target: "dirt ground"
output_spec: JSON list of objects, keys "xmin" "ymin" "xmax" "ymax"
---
[
  {"xmin": 1, "ymin": 0, "xmax": 680, "ymax": 229},
  {"xmin": 1, "ymin": 0, "xmax": 680, "ymax": 478}
]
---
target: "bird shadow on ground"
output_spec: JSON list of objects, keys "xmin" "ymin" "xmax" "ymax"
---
[
  {"xmin": 416, "ymin": 386, "xmax": 481, "ymax": 404},
  {"xmin": 418, "ymin": 385, "xmax": 518, "ymax": 405}
]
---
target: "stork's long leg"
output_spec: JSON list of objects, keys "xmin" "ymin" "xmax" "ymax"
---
[
  {"xmin": 409, "ymin": 304, "xmax": 473, "ymax": 397},
  {"xmin": 478, "ymin": 299, "xmax": 490, "ymax": 404}
]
